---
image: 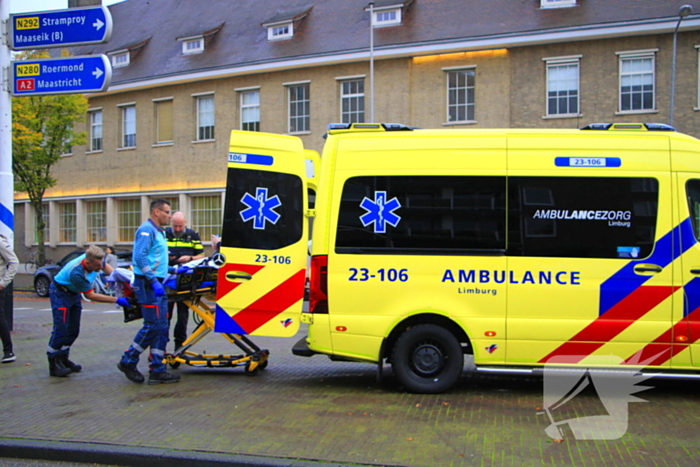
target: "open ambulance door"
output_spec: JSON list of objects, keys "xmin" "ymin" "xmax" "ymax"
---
[{"xmin": 215, "ymin": 130, "xmax": 309, "ymax": 337}]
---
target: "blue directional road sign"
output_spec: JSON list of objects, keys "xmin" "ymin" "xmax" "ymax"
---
[
  {"xmin": 10, "ymin": 6, "xmax": 112, "ymax": 50},
  {"xmin": 12, "ymin": 55, "xmax": 112, "ymax": 96}
]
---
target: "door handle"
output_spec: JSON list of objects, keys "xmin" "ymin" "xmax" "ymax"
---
[
  {"xmin": 690, "ymin": 269, "xmax": 700, "ymax": 275},
  {"xmin": 225, "ymin": 271, "xmax": 253, "ymax": 282},
  {"xmin": 633, "ymin": 264, "xmax": 662, "ymax": 274}
]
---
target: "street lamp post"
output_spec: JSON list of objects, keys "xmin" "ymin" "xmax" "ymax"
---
[{"xmin": 670, "ymin": 4, "xmax": 693, "ymax": 128}]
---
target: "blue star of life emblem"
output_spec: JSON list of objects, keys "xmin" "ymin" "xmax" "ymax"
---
[
  {"xmin": 240, "ymin": 187, "xmax": 281, "ymax": 230},
  {"xmin": 359, "ymin": 191, "xmax": 401, "ymax": 234}
]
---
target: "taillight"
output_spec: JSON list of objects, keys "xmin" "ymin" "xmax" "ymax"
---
[{"xmin": 309, "ymin": 255, "xmax": 328, "ymax": 313}]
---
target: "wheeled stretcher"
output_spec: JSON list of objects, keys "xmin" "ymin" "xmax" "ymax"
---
[{"xmin": 117, "ymin": 262, "xmax": 269, "ymax": 375}]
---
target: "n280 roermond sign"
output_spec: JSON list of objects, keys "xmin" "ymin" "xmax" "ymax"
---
[{"xmin": 12, "ymin": 55, "xmax": 112, "ymax": 96}]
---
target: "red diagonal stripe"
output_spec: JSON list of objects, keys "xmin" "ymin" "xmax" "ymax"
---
[
  {"xmin": 623, "ymin": 306, "xmax": 700, "ymax": 367},
  {"xmin": 216, "ymin": 263, "xmax": 264, "ymax": 300},
  {"xmin": 539, "ymin": 286, "xmax": 677, "ymax": 364},
  {"xmin": 232, "ymin": 269, "xmax": 306, "ymax": 334}
]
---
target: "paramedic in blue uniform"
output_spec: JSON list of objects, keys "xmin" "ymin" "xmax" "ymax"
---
[
  {"xmin": 117, "ymin": 198, "xmax": 181, "ymax": 385},
  {"xmin": 48, "ymin": 245, "xmax": 130, "ymax": 377},
  {"xmin": 165, "ymin": 211, "xmax": 205, "ymax": 350}
]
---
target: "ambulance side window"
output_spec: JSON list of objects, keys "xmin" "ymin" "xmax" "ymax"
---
[
  {"xmin": 686, "ymin": 180, "xmax": 700, "ymax": 239},
  {"xmin": 507, "ymin": 176, "xmax": 658, "ymax": 259},
  {"xmin": 335, "ymin": 176, "xmax": 506, "ymax": 254},
  {"xmin": 220, "ymin": 168, "xmax": 303, "ymax": 250}
]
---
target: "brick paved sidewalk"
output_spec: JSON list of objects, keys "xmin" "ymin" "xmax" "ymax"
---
[{"xmin": 1, "ymin": 297, "xmax": 699, "ymax": 467}]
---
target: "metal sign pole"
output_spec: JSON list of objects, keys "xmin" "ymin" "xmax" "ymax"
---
[{"xmin": 0, "ymin": 0, "xmax": 14, "ymax": 243}]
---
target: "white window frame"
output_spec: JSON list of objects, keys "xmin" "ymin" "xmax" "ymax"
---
[
  {"xmin": 287, "ymin": 81, "xmax": 310, "ymax": 134},
  {"xmin": 117, "ymin": 198, "xmax": 141, "ymax": 243},
  {"xmin": 544, "ymin": 56, "xmax": 581, "ymax": 118},
  {"xmin": 338, "ymin": 78, "xmax": 365, "ymax": 124},
  {"xmin": 88, "ymin": 108, "xmax": 102, "ymax": 152},
  {"xmin": 695, "ymin": 45, "xmax": 700, "ymax": 110},
  {"xmin": 267, "ymin": 22, "xmax": 293, "ymax": 41},
  {"xmin": 617, "ymin": 49, "xmax": 657, "ymax": 114},
  {"xmin": 195, "ymin": 93, "xmax": 215, "ymax": 141},
  {"xmin": 153, "ymin": 97, "xmax": 174, "ymax": 145},
  {"xmin": 119, "ymin": 103, "xmax": 137, "ymax": 148},
  {"xmin": 238, "ymin": 88, "xmax": 260, "ymax": 132},
  {"xmin": 372, "ymin": 8, "xmax": 401, "ymax": 27},
  {"xmin": 190, "ymin": 194, "xmax": 222, "ymax": 241},
  {"xmin": 110, "ymin": 51, "xmax": 129, "ymax": 68},
  {"xmin": 444, "ymin": 66, "xmax": 476, "ymax": 124},
  {"xmin": 541, "ymin": 0, "xmax": 576, "ymax": 8},
  {"xmin": 86, "ymin": 200, "xmax": 107, "ymax": 244},
  {"xmin": 58, "ymin": 201, "xmax": 76, "ymax": 244},
  {"xmin": 182, "ymin": 37, "xmax": 204, "ymax": 54}
]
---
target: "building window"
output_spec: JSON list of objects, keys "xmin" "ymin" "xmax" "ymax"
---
[
  {"xmin": 59, "ymin": 202, "xmax": 76, "ymax": 243},
  {"xmin": 619, "ymin": 53, "xmax": 655, "ymax": 112},
  {"xmin": 340, "ymin": 79, "xmax": 364, "ymax": 124},
  {"xmin": 120, "ymin": 105, "xmax": 136, "ymax": 148},
  {"xmin": 241, "ymin": 90, "xmax": 260, "ymax": 132},
  {"xmin": 196, "ymin": 95, "xmax": 215, "ymax": 140},
  {"xmin": 288, "ymin": 84, "xmax": 310, "ymax": 133},
  {"xmin": 268, "ymin": 23, "xmax": 293, "ymax": 40},
  {"xmin": 62, "ymin": 127, "xmax": 73, "ymax": 156},
  {"xmin": 541, "ymin": 0, "xmax": 576, "ymax": 8},
  {"xmin": 89, "ymin": 110, "xmax": 102, "ymax": 152},
  {"xmin": 182, "ymin": 38, "xmax": 204, "ymax": 54},
  {"xmin": 157, "ymin": 196, "xmax": 179, "ymax": 213},
  {"xmin": 117, "ymin": 199, "xmax": 141, "ymax": 243},
  {"xmin": 191, "ymin": 195, "xmax": 222, "ymax": 240},
  {"xmin": 372, "ymin": 8, "xmax": 401, "ymax": 27},
  {"xmin": 111, "ymin": 51, "xmax": 129, "ymax": 68},
  {"xmin": 155, "ymin": 99, "xmax": 173, "ymax": 144},
  {"xmin": 546, "ymin": 59, "xmax": 580, "ymax": 116},
  {"xmin": 447, "ymin": 69, "xmax": 475, "ymax": 123},
  {"xmin": 86, "ymin": 200, "xmax": 107, "ymax": 243},
  {"xmin": 34, "ymin": 202, "xmax": 50, "ymax": 244}
]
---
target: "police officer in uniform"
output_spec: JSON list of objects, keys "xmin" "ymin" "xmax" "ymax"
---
[{"xmin": 165, "ymin": 212, "xmax": 205, "ymax": 351}]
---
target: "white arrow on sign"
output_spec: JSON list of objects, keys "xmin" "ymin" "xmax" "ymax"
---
[
  {"xmin": 93, "ymin": 18, "xmax": 104, "ymax": 30},
  {"xmin": 92, "ymin": 67, "xmax": 104, "ymax": 79}
]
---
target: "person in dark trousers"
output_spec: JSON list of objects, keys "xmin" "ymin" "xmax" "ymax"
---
[
  {"xmin": 118, "ymin": 199, "xmax": 181, "ymax": 385},
  {"xmin": 48, "ymin": 245, "xmax": 129, "ymax": 377},
  {"xmin": 165, "ymin": 212, "xmax": 205, "ymax": 350},
  {"xmin": 0, "ymin": 233, "xmax": 19, "ymax": 363}
]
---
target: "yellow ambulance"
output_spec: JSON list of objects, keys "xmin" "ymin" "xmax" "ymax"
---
[{"xmin": 217, "ymin": 122, "xmax": 700, "ymax": 393}]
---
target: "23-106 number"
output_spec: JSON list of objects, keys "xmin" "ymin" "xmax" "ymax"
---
[{"xmin": 349, "ymin": 268, "xmax": 409, "ymax": 282}]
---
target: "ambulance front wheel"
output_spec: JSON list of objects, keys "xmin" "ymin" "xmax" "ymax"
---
[{"xmin": 392, "ymin": 324, "xmax": 463, "ymax": 394}]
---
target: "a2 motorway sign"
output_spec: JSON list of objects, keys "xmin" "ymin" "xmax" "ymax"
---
[
  {"xmin": 10, "ymin": 6, "xmax": 112, "ymax": 49},
  {"xmin": 11, "ymin": 55, "xmax": 112, "ymax": 96}
]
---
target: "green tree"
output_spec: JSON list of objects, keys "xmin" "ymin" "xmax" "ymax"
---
[{"xmin": 12, "ymin": 50, "xmax": 88, "ymax": 265}]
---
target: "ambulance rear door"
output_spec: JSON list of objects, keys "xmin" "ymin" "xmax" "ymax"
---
[{"xmin": 215, "ymin": 131, "xmax": 309, "ymax": 337}]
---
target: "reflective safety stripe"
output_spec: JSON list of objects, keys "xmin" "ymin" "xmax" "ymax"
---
[
  {"xmin": 131, "ymin": 342, "xmax": 145, "ymax": 353},
  {"xmin": 151, "ymin": 348, "xmax": 165, "ymax": 357},
  {"xmin": 540, "ymin": 220, "xmax": 692, "ymax": 365}
]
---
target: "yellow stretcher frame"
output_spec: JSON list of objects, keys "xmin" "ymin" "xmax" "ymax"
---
[{"xmin": 161, "ymin": 268, "xmax": 270, "ymax": 375}]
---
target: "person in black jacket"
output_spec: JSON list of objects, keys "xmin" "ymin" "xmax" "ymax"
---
[{"xmin": 165, "ymin": 212, "xmax": 205, "ymax": 350}]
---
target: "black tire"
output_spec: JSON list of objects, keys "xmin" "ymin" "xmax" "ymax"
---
[
  {"xmin": 34, "ymin": 275, "xmax": 50, "ymax": 298},
  {"xmin": 391, "ymin": 324, "xmax": 463, "ymax": 394}
]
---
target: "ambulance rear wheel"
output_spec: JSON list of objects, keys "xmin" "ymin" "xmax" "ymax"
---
[{"xmin": 392, "ymin": 324, "xmax": 463, "ymax": 394}]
